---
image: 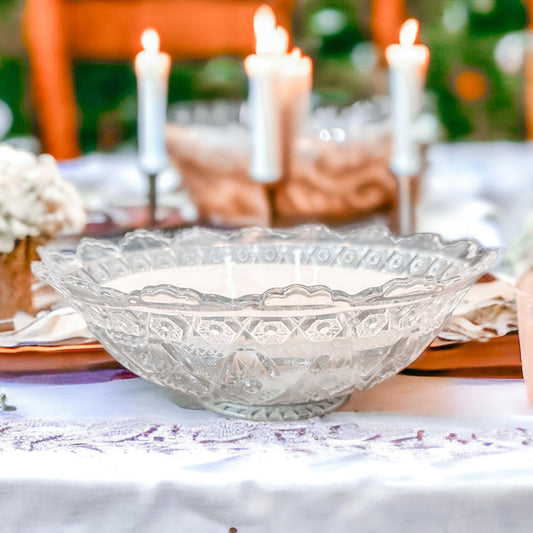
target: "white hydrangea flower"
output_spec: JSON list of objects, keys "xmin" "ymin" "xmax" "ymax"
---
[{"xmin": 0, "ymin": 144, "xmax": 86, "ymax": 253}]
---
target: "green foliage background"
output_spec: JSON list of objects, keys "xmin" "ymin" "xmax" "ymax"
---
[{"xmin": 0, "ymin": 0, "xmax": 528, "ymax": 152}]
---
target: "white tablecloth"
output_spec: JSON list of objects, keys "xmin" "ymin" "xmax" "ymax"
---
[
  {"xmin": 418, "ymin": 142, "xmax": 533, "ymax": 250},
  {"xmin": 2, "ymin": 374, "xmax": 533, "ymax": 532},
  {"xmin": 2, "ymin": 141, "xmax": 532, "ymax": 531}
]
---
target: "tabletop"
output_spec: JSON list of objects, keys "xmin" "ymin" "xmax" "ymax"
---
[
  {"xmin": 1, "ymin": 141, "xmax": 533, "ymax": 532},
  {"xmin": 2, "ymin": 371, "xmax": 533, "ymax": 532}
]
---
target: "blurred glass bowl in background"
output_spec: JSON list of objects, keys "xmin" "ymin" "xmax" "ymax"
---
[{"xmin": 166, "ymin": 99, "xmax": 397, "ymax": 228}]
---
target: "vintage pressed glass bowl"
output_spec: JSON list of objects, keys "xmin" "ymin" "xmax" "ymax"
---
[{"xmin": 33, "ymin": 226, "xmax": 496, "ymax": 421}]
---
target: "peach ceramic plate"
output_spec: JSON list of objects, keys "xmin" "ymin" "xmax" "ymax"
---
[
  {"xmin": 0, "ymin": 342, "xmax": 118, "ymax": 374},
  {"xmin": 0, "ymin": 335, "xmax": 520, "ymax": 378}
]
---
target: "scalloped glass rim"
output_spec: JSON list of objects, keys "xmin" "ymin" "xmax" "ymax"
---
[{"xmin": 32, "ymin": 225, "xmax": 497, "ymax": 312}]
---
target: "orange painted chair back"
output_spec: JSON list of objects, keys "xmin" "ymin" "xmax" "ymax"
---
[
  {"xmin": 23, "ymin": 0, "xmax": 294, "ymax": 159},
  {"xmin": 23, "ymin": 0, "xmax": 406, "ymax": 160}
]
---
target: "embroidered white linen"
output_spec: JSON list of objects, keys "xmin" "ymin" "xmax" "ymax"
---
[{"xmin": 2, "ymin": 375, "xmax": 533, "ymax": 532}]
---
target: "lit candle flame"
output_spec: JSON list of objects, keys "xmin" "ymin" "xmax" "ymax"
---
[
  {"xmin": 254, "ymin": 4, "xmax": 288, "ymax": 55},
  {"xmin": 141, "ymin": 29, "xmax": 160, "ymax": 54},
  {"xmin": 290, "ymin": 47, "xmax": 302, "ymax": 59},
  {"xmin": 399, "ymin": 18, "xmax": 419, "ymax": 47}
]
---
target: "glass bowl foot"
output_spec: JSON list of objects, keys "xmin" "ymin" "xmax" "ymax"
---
[{"xmin": 202, "ymin": 394, "xmax": 351, "ymax": 421}]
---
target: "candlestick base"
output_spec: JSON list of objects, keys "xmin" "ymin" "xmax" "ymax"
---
[
  {"xmin": 0, "ymin": 393, "xmax": 16, "ymax": 412},
  {"xmin": 392, "ymin": 172, "xmax": 420, "ymax": 236}
]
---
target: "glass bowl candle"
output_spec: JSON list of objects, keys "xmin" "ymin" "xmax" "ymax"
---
[
  {"xmin": 33, "ymin": 225, "xmax": 496, "ymax": 420},
  {"xmin": 165, "ymin": 99, "xmax": 397, "ymax": 228}
]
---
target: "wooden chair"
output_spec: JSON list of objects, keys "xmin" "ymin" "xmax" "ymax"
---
[
  {"xmin": 370, "ymin": 0, "xmax": 407, "ymax": 58},
  {"xmin": 23, "ymin": 0, "xmax": 294, "ymax": 160}
]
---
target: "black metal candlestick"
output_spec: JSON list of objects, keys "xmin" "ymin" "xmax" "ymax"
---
[
  {"xmin": 148, "ymin": 172, "xmax": 158, "ymax": 227},
  {"xmin": 394, "ymin": 172, "xmax": 418, "ymax": 236}
]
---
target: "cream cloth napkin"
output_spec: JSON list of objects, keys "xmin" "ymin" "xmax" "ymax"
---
[
  {"xmin": 0, "ymin": 307, "xmax": 94, "ymax": 348},
  {"xmin": 435, "ymin": 278, "xmax": 517, "ymax": 345}
]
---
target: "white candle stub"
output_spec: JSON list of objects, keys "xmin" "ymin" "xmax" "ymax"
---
[
  {"xmin": 135, "ymin": 29, "xmax": 171, "ymax": 175},
  {"xmin": 385, "ymin": 19, "xmax": 429, "ymax": 176},
  {"xmin": 245, "ymin": 5, "xmax": 312, "ymax": 184}
]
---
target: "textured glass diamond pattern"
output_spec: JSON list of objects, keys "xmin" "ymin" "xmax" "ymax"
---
[
  {"xmin": 149, "ymin": 316, "xmax": 185, "ymax": 342},
  {"xmin": 355, "ymin": 311, "xmax": 389, "ymax": 337},
  {"xmin": 250, "ymin": 319, "xmax": 294, "ymax": 344},
  {"xmin": 302, "ymin": 318, "xmax": 343, "ymax": 341},
  {"xmin": 197, "ymin": 319, "xmax": 240, "ymax": 345}
]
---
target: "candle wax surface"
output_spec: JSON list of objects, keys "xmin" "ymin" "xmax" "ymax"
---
[{"xmin": 105, "ymin": 264, "xmax": 396, "ymax": 298}]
